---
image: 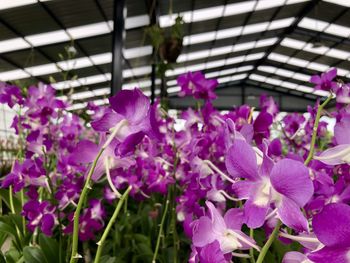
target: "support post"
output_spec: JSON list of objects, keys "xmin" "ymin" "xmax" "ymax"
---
[
  {"xmin": 111, "ymin": 0, "xmax": 126, "ymax": 96},
  {"xmin": 148, "ymin": 0, "xmax": 159, "ymax": 104}
]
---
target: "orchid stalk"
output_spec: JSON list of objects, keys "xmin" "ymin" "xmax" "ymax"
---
[
  {"xmin": 94, "ymin": 186, "xmax": 132, "ymax": 263},
  {"xmin": 70, "ymin": 121, "xmax": 126, "ymax": 263},
  {"xmin": 256, "ymin": 220, "xmax": 282, "ymax": 263},
  {"xmin": 70, "ymin": 147, "xmax": 104, "ymax": 262},
  {"xmin": 152, "ymin": 198, "xmax": 170, "ymax": 263},
  {"xmin": 304, "ymin": 94, "xmax": 333, "ymax": 165}
]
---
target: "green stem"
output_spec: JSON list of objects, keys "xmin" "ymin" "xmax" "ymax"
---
[
  {"xmin": 152, "ymin": 198, "xmax": 170, "ymax": 263},
  {"xmin": 20, "ymin": 189, "xmax": 26, "ymax": 235},
  {"xmin": 69, "ymin": 148, "xmax": 104, "ymax": 263},
  {"xmin": 9, "ymin": 186, "xmax": 15, "ymax": 214},
  {"xmin": 94, "ymin": 186, "xmax": 132, "ymax": 263},
  {"xmin": 249, "ymin": 228, "xmax": 255, "ymax": 263},
  {"xmin": 256, "ymin": 221, "xmax": 282, "ymax": 263},
  {"xmin": 304, "ymin": 95, "xmax": 333, "ymax": 165}
]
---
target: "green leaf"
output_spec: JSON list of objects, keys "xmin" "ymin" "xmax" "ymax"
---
[
  {"xmin": 23, "ymin": 246, "xmax": 48, "ymax": 263},
  {"xmin": 100, "ymin": 256, "xmax": 117, "ymax": 263},
  {"xmin": 0, "ymin": 189, "xmax": 22, "ymax": 214},
  {"xmin": 38, "ymin": 234, "xmax": 59, "ymax": 263},
  {"xmin": 5, "ymin": 249, "xmax": 21, "ymax": 263},
  {"xmin": 0, "ymin": 221, "xmax": 18, "ymax": 238},
  {"xmin": 0, "ymin": 251, "xmax": 6, "ymax": 263}
]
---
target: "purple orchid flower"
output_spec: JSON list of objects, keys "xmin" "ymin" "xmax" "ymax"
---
[
  {"xmin": 226, "ymin": 139, "xmax": 314, "ymax": 231},
  {"xmin": 314, "ymin": 117, "xmax": 350, "ymax": 165},
  {"xmin": 0, "ymin": 83, "xmax": 23, "ymax": 108},
  {"xmin": 91, "ymin": 88, "xmax": 158, "ymax": 156},
  {"xmin": 308, "ymin": 203, "xmax": 350, "ymax": 263},
  {"xmin": 191, "ymin": 201, "xmax": 259, "ymax": 258},
  {"xmin": 260, "ymin": 94, "xmax": 279, "ymax": 117},
  {"xmin": 22, "ymin": 200, "xmax": 56, "ymax": 236},
  {"xmin": 310, "ymin": 68, "xmax": 338, "ymax": 92},
  {"xmin": 177, "ymin": 71, "xmax": 218, "ymax": 100}
]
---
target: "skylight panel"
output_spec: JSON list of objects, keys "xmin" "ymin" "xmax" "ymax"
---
[
  {"xmin": 0, "ymin": 0, "xmax": 53, "ymax": 11},
  {"xmin": 0, "ymin": 69, "xmax": 30, "ymax": 81},
  {"xmin": 205, "ymin": 66, "xmax": 253, "ymax": 78},
  {"xmin": 125, "ymin": 15, "xmax": 149, "ymax": 29},
  {"xmin": 293, "ymin": 72, "xmax": 310, "ymax": 81},
  {"xmin": 281, "ymin": 37, "xmax": 350, "ymax": 60},
  {"xmin": 183, "ymin": 32, "xmax": 216, "ymax": 45},
  {"xmin": 265, "ymin": 78, "xmax": 282, "ymax": 86},
  {"xmin": 0, "ymin": 38, "xmax": 31, "ymax": 53},
  {"xmin": 324, "ymin": 23, "xmax": 350, "ymax": 38},
  {"xmin": 255, "ymin": 37, "xmax": 278, "ymax": 47},
  {"xmin": 89, "ymin": 53, "xmax": 112, "ymax": 65},
  {"xmin": 269, "ymin": 52, "xmax": 350, "ymax": 77},
  {"xmin": 184, "ymin": 19, "xmax": 291, "ymax": 46},
  {"xmin": 166, "ymin": 80, "xmax": 178, "ymax": 86},
  {"xmin": 167, "ymin": 87, "xmax": 181, "ymax": 94},
  {"xmin": 281, "ymin": 38, "xmax": 305, "ymax": 49},
  {"xmin": 123, "ymin": 46, "xmax": 152, "ymax": 59},
  {"xmin": 313, "ymin": 89, "xmax": 330, "ymax": 96},
  {"xmin": 79, "ymin": 75, "xmax": 107, "ymax": 87},
  {"xmin": 67, "ymin": 103, "xmax": 86, "ymax": 111},
  {"xmin": 244, "ymin": 52, "xmax": 265, "ymax": 61},
  {"xmin": 280, "ymin": 81, "xmax": 298, "ymax": 90},
  {"xmin": 249, "ymin": 74, "xmax": 267, "ymax": 82},
  {"xmin": 298, "ymin": 17, "xmax": 329, "ymax": 32},
  {"xmin": 179, "ymin": 38, "xmax": 275, "ymax": 63},
  {"xmin": 275, "ymin": 68, "xmax": 294, "ymax": 78},
  {"xmin": 25, "ymin": 30, "xmax": 70, "ymax": 46},
  {"xmin": 297, "ymin": 86, "xmax": 314, "ymax": 93},
  {"xmin": 307, "ymin": 62, "xmax": 328, "ymax": 72},
  {"xmin": 70, "ymin": 88, "xmax": 110, "ymax": 100},
  {"xmin": 67, "ymin": 22, "xmax": 111, "ymax": 39},
  {"xmin": 288, "ymin": 57, "xmax": 309, "ymax": 67},
  {"xmin": 242, "ymin": 22, "xmax": 269, "ymax": 35},
  {"xmin": 323, "ymin": 0, "xmax": 350, "ymax": 7},
  {"xmin": 122, "ymin": 66, "xmax": 151, "ymax": 78},
  {"xmin": 259, "ymin": 65, "xmax": 311, "ymax": 82},
  {"xmin": 177, "ymin": 50, "xmax": 210, "ymax": 63},
  {"xmin": 166, "ymin": 53, "xmax": 263, "ymax": 77},
  {"xmin": 258, "ymin": 66, "xmax": 275, "ymax": 74},
  {"xmin": 268, "ymin": 17, "xmax": 295, "ymax": 30},
  {"xmin": 159, "ymin": 0, "xmax": 305, "ymax": 27},
  {"xmin": 26, "ymin": 63, "xmax": 58, "ymax": 76},
  {"xmin": 57, "ymin": 57, "xmax": 92, "ymax": 71},
  {"xmin": 122, "ymin": 79, "xmax": 161, "ymax": 90},
  {"xmin": 326, "ymin": 49, "xmax": 350, "ymax": 60},
  {"xmin": 268, "ymin": 53, "xmax": 289, "ymax": 63},
  {"xmin": 218, "ymin": 73, "xmax": 247, "ymax": 84}
]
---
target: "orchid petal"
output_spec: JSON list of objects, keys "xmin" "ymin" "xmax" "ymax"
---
[
  {"xmin": 277, "ymin": 197, "xmax": 309, "ymax": 232},
  {"xmin": 225, "ymin": 139, "xmax": 259, "ymax": 180},
  {"xmin": 271, "ymin": 159, "xmax": 313, "ymax": 207},
  {"xmin": 312, "ymin": 203, "xmax": 350, "ymax": 248}
]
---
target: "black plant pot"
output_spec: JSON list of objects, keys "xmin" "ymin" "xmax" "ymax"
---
[{"xmin": 159, "ymin": 37, "xmax": 183, "ymax": 63}]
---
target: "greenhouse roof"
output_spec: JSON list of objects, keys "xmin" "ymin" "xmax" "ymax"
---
[{"xmin": 0, "ymin": 0, "xmax": 349, "ymax": 112}]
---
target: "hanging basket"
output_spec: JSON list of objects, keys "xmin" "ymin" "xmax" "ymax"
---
[{"xmin": 159, "ymin": 37, "xmax": 183, "ymax": 63}]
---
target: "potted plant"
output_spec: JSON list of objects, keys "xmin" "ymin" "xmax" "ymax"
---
[{"xmin": 145, "ymin": 16, "xmax": 184, "ymax": 63}]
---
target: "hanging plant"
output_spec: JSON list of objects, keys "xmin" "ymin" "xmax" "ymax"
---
[{"xmin": 145, "ymin": 16, "xmax": 184, "ymax": 63}]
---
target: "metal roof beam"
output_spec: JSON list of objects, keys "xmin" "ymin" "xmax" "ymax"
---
[{"xmin": 246, "ymin": 0, "xmax": 321, "ymax": 81}]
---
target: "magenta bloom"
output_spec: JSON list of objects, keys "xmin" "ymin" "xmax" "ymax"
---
[
  {"xmin": 310, "ymin": 68, "xmax": 338, "ymax": 91},
  {"xmin": 22, "ymin": 200, "xmax": 56, "ymax": 236},
  {"xmin": 315, "ymin": 117, "xmax": 350, "ymax": 165},
  {"xmin": 308, "ymin": 203, "xmax": 350, "ymax": 262},
  {"xmin": 192, "ymin": 201, "xmax": 258, "ymax": 256},
  {"xmin": 177, "ymin": 71, "xmax": 217, "ymax": 100},
  {"xmin": 226, "ymin": 140, "xmax": 313, "ymax": 231},
  {"xmin": 0, "ymin": 83, "xmax": 23, "ymax": 108},
  {"xmin": 91, "ymin": 88, "xmax": 157, "ymax": 155}
]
